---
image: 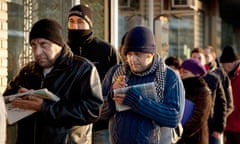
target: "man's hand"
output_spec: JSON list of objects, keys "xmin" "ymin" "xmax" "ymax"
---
[
  {"xmin": 12, "ymin": 86, "xmax": 44, "ymax": 111},
  {"xmin": 112, "ymin": 75, "xmax": 127, "ymax": 89},
  {"xmin": 112, "ymin": 75, "xmax": 127, "ymax": 104},
  {"xmin": 211, "ymin": 131, "xmax": 222, "ymax": 139},
  {"xmin": 113, "ymin": 93, "xmax": 125, "ymax": 104},
  {"xmin": 12, "ymin": 95, "xmax": 43, "ymax": 111}
]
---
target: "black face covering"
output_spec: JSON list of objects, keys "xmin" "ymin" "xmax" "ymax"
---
[{"xmin": 67, "ymin": 29, "xmax": 92, "ymax": 47}]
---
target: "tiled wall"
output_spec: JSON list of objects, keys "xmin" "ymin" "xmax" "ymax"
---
[{"xmin": 0, "ymin": 1, "xmax": 8, "ymax": 95}]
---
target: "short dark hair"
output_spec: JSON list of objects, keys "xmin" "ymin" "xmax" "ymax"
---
[
  {"xmin": 165, "ymin": 56, "xmax": 181, "ymax": 69},
  {"xmin": 191, "ymin": 47, "xmax": 204, "ymax": 56}
]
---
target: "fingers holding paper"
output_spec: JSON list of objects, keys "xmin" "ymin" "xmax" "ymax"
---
[
  {"xmin": 112, "ymin": 75, "xmax": 128, "ymax": 104},
  {"xmin": 17, "ymin": 86, "xmax": 30, "ymax": 93},
  {"xmin": 12, "ymin": 94, "xmax": 43, "ymax": 111},
  {"xmin": 113, "ymin": 93, "xmax": 125, "ymax": 104},
  {"xmin": 112, "ymin": 75, "xmax": 127, "ymax": 90}
]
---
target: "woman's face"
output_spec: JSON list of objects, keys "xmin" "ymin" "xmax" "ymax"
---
[{"xmin": 179, "ymin": 68, "xmax": 197, "ymax": 79}]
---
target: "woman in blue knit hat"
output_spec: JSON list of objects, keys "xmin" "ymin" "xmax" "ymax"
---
[
  {"xmin": 100, "ymin": 26, "xmax": 185, "ymax": 144},
  {"xmin": 177, "ymin": 58, "xmax": 212, "ymax": 144}
]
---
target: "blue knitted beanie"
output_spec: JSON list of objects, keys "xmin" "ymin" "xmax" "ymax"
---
[{"xmin": 124, "ymin": 26, "xmax": 156, "ymax": 55}]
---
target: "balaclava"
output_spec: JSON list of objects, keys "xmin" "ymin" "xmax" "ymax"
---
[{"xmin": 67, "ymin": 4, "xmax": 93, "ymax": 48}]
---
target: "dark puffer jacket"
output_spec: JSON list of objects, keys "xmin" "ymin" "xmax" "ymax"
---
[{"xmin": 3, "ymin": 45, "xmax": 103, "ymax": 144}]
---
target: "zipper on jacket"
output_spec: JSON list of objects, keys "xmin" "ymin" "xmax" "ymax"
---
[{"xmin": 79, "ymin": 47, "xmax": 82, "ymax": 55}]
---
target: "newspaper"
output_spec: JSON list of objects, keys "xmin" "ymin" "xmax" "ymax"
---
[
  {"xmin": 113, "ymin": 82, "xmax": 157, "ymax": 112},
  {"xmin": 4, "ymin": 88, "xmax": 60, "ymax": 125}
]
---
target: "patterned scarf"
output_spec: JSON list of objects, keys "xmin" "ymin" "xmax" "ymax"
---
[{"xmin": 112, "ymin": 54, "xmax": 166, "ymax": 103}]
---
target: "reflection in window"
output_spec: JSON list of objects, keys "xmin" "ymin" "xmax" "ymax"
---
[
  {"xmin": 169, "ymin": 16, "xmax": 194, "ymax": 59},
  {"xmin": 118, "ymin": 0, "xmax": 147, "ymax": 47}
]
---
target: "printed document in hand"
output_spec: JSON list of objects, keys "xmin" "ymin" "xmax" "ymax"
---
[
  {"xmin": 113, "ymin": 82, "xmax": 157, "ymax": 112},
  {"xmin": 4, "ymin": 88, "xmax": 60, "ymax": 125}
]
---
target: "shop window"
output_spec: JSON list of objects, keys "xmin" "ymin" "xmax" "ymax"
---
[
  {"xmin": 119, "ymin": 0, "xmax": 140, "ymax": 10},
  {"xmin": 118, "ymin": 0, "xmax": 148, "ymax": 47}
]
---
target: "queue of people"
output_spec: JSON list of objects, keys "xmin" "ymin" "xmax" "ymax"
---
[
  {"xmin": 165, "ymin": 46, "xmax": 238, "ymax": 144},
  {"xmin": 190, "ymin": 47, "xmax": 228, "ymax": 144},
  {"xmin": 0, "ymin": 3, "xmax": 239, "ymax": 144}
]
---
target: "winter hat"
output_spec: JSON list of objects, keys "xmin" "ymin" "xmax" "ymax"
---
[
  {"xmin": 181, "ymin": 58, "xmax": 207, "ymax": 76},
  {"xmin": 124, "ymin": 26, "xmax": 156, "ymax": 55},
  {"xmin": 220, "ymin": 45, "xmax": 238, "ymax": 63},
  {"xmin": 68, "ymin": 4, "xmax": 93, "ymax": 28},
  {"xmin": 29, "ymin": 19, "xmax": 64, "ymax": 47}
]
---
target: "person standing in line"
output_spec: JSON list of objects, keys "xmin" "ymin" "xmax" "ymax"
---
[
  {"xmin": 203, "ymin": 46, "xmax": 234, "ymax": 144},
  {"xmin": 164, "ymin": 55, "xmax": 183, "ymax": 144},
  {"xmin": 220, "ymin": 45, "xmax": 240, "ymax": 144},
  {"xmin": 203, "ymin": 46, "xmax": 234, "ymax": 115},
  {"xmin": 203, "ymin": 46, "xmax": 233, "ymax": 115},
  {"xmin": 165, "ymin": 56, "xmax": 182, "ymax": 73},
  {"xmin": 100, "ymin": 26, "xmax": 185, "ymax": 144},
  {"xmin": 3, "ymin": 19, "xmax": 103, "ymax": 144},
  {"xmin": 118, "ymin": 32, "xmax": 128, "ymax": 64},
  {"xmin": 177, "ymin": 58, "xmax": 212, "ymax": 144},
  {"xmin": 191, "ymin": 48, "xmax": 227, "ymax": 144},
  {"xmin": 67, "ymin": 5, "xmax": 119, "ymax": 143},
  {"xmin": 67, "ymin": 4, "xmax": 119, "ymax": 81}
]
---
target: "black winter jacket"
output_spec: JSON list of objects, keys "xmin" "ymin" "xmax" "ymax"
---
[
  {"xmin": 68, "ymin": 31, "xmax": 119, "ymax": 131},
  {"xmin": 68, "ymin": 32, "xmax": 119, "ymax": 81},
  {"xmin": 3, "ymin": 45, "xmax": 103, "ymax": 144},
  {"xmin": 207, "ymin": 61, "xmax": 234, "ymax": 117},
  {"xmin": 203, "ymin": 72, "xmax": 227, "ymax": 133}
]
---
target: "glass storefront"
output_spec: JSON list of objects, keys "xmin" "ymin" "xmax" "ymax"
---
[
  {"xmin": 6, "ymin": 0, "xmax": 205, "ymax": 81},
  {"xmin": 118, "ymin": 0, "xmax": 149, "ymax": 46},
  {"xmin": 168, "ymin": 16, "xmax": 194, "ymax": 59}
]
